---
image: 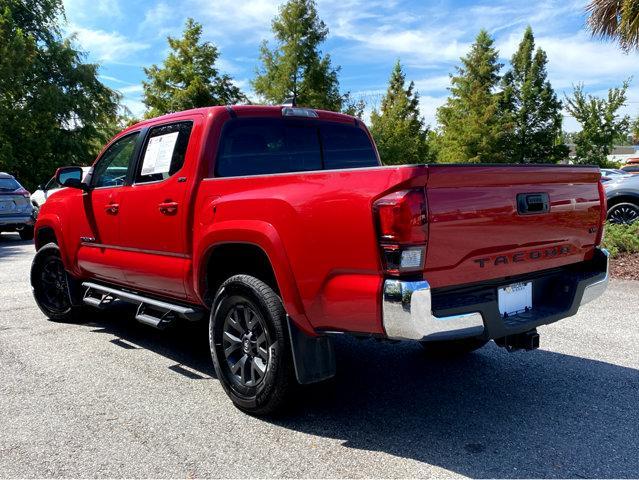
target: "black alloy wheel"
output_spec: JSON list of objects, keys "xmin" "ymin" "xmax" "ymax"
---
[
  {"xmin": 222, "ymin": 303, "xmax": 271, "ymax": 387},
  {"xmin": 37, "ymin": 254, "xmax": 70, "ymax": 314},
  {"xmin": 607, "ymin": 202, "xmax": 639, "ymax": 224},
  {"xmin": 31, "ymin": 243, "xmax": 83, "ymax": 322}
]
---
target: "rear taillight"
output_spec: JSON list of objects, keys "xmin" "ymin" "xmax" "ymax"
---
[
  {"xmin": 595, "ymin": 179, "xmax": 607, "ymax": 246},
  {"xmin": 16, "ymin": 188, "xmax": 30, "ymax": 198},
  {"xmin": 373, "ymin": 188, "xmax": 428, "ymax": 275}
]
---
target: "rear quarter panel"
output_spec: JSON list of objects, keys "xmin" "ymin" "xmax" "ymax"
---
[{"xmin": 193, "ymin": 166, "xmax": 427, "ymax": 334}]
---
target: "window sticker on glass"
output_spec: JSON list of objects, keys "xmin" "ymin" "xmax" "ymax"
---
[{"xmin": 141, "ymin": 132, "xmax": 179, "ymax": 175}]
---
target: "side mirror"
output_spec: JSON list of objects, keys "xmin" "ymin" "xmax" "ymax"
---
[
  {"xmin": 37, "ymin": 184, "xmax": 43, "ymax": 191},
  {"xmin": 56, "ymin": 166, "xmax": 89, "ymax": 191}
]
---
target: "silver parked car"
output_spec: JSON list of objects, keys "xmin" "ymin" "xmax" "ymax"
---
[
  {"xmin": 603, "ymin": 174, "xmax": 639, "ymax": 224},
  {"xmin": 0, "ymin": 172, "xmax": 35, "ymax": 240}
]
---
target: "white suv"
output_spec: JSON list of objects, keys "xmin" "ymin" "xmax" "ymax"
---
[{"xmin": 31, "ymin": 167, "xmax": 91, "ymax": 216}]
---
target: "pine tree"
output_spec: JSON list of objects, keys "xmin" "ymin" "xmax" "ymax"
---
[
  {"xmin": 369, "ymin": 61, "xmax": 429, "ymax": 164},
  {"xmin": 436, "ymin": 30, "xmax": 508, "ymax": 163},
  {"xmin": 143, "ymin": 18, "xmax": 246, "ymax": 117},
  {"xmin": 252, "ymin": 0, "xmax": 343, "ymax": 110},
  {"xmin": 501, "ymin": 27, "xmax": 567, "ymax": 163},
  {"xmin": 565, "ymin": 82, "xmax": 631, "ymax": 167}
]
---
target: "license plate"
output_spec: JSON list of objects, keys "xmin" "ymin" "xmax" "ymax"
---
[{"xmin": 498, "ymin": 282, "xmax": 532, "ymax": 317}]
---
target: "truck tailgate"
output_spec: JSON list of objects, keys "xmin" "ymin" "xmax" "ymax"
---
[{"xmin": 424, "ymin": 165, "xmax": 603, "ymax": 288}]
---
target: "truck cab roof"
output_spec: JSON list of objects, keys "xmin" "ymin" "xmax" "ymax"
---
[{"xmin": 124, "ymin": 105, "xmax": 359, "ymax": 135}]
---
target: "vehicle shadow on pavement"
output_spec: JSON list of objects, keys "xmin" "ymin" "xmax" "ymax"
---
[
  {"xmin": 282, "ymin": 336, "xmax": 639, "ymax": 479},
  {"xmin": 0, "ymin": 235, "xmax": 34, "ymax": 259},
  {"xmin": 82, "ymin": 304, "xmax": 216, "ymax": 379},
  {"xmin": 82, "ymin": 311, "xmax": 638, "ymax": 478}
]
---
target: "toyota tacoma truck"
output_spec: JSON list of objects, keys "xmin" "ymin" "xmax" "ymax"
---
[{"xmin": 31, "ymin": 105, "xmax": 609, "ymax": 414}]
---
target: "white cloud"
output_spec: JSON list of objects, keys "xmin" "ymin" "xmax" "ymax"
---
[
  {"xmin": 413, "ymin": 75, "xmax": 451, "ymax": 93},
  {"xmin": 69, "ymin": 24, "xmax": 150, "ymax": 62},
  {"xmin": 497, "ymin": 30, "xmax": 638, "ymax": 90},
  {"xmin": 121, "ymin": 97, "xmax": 146, "ymax": 118},
  {"xmin": 186, "ymin": 0, "xmax": 280, "ymax": 43},
  {"xmin": 63, "ymin": 0, "xmax": 122, "ymax": 22},
  {"xmin": 118, "ymin": 84, "xmax": 144, "ymax": 95},
  {"xmin": 140, "ymin": 2, "xmax": 181, "ymax": 37}
]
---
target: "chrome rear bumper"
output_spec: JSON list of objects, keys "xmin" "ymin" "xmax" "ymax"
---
[
  {"xmin": 382, "ymin": 280, "xmax": 485, "ymax": 341},
  {"xmin": 382, "ymin": 248, "xmax": 610, "ymax": 342}
]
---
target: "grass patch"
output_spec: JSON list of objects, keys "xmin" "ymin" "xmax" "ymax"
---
[{"xmin": 602, "ymin": 222, "xmax": 639, "ymax": 257}]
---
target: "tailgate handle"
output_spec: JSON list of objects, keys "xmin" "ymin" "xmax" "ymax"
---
[{"xmin": 517, "ymin": 193, "xmax": 549, "ymax": 215}]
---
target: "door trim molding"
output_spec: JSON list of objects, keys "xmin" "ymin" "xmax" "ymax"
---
[{"xmin": 80, "ymin": 241, "xmax": 191, "ymax": 259}]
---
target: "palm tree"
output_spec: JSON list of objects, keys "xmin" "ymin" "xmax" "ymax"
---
[{"xmin": 586, "ymin": 0, "xmax": 639, "ymax": 51}]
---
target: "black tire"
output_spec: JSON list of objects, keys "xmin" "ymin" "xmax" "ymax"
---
[
  {"xmin": 607, "ymin": 201, "xmax": 639, "ymax": 224},
  {"xmin": 31, "ymin": 242, "xmax": 84, "ymax": 322},
  {"xmin": 210, "ymin": 274, "xmax": 295, "ymax": 415},
  {"xmin": 19, "ymin": 226, "xmax": 34, "ymax": 241},
  {"xmin": 420, "ymin": 336, "xmax": 489, "ymax": 358}
]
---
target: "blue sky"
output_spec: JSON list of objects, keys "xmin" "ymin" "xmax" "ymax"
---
[{"xmin": 62, "ymin": 0, "xmax": 639, "ymax": 131}]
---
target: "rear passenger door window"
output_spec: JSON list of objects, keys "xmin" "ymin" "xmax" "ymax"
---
[{"xmin": 136, "ymin": 122, "xmax": 193, "ymax": 184}]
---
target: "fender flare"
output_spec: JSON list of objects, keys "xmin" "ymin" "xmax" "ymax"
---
[
  {"xmin": 34, "ymin": 215, "xmax": 76, "ymax": 273},
  {"xmin": 194, "ymin": 220, "xmax": 315, "ymax": 335}
]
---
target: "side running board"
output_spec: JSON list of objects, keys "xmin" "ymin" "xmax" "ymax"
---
[{"xmin": 82, "ymin": 281, "xmax": 204, "ymax": 329}]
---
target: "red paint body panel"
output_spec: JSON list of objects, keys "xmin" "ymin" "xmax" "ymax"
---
[{"xmin": 35, "ymin": 105, "xmax": 605, "ymax": 336}]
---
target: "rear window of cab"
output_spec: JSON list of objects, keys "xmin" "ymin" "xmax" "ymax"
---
[{"xmin": 214, "ymin": 117, "xmax": 379, "ymax": 178}]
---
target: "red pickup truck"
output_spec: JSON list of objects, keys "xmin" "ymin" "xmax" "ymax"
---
[{"xmin": 31, "ymin": 105, "xmax": 609, "ymax": 414}]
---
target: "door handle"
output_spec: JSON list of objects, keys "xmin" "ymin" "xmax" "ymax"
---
[
  {"xmin": 105, "ymin": 203, "xmax": 119, "ymax": 215},
  {"xmin": 159, "ymin": 201, "xmax": 178, "ymax": 215}
]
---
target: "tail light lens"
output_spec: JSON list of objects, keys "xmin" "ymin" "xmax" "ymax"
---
[
  {"xmin": 373, "ymin": 188, "xmax": 428, "ymax": 275},
  {"xmin": 595, "ymin": 179, "xmax": 607, "ymax": 246}
]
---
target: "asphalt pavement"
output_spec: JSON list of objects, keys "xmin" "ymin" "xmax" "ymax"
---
[{"xmin": 0, "ymin": 233, "xmax": 637, "ymax": 478}]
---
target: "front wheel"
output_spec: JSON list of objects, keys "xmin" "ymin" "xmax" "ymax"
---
[
  {"xmin": 210, "ymin": 275, "xmax": 295, "ymax": 415},
  {"xmin": 31, "ymin": 242, "xmax": 83, "ymax": 322},
  {"xmin": 420, "ymin": 336, "xmax": 489, "ymax": 358}
]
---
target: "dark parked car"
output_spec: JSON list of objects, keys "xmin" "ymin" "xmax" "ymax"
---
[
  {"xmin": 604, "ymin": 174, "xmax": 639, "ymax": 224},
  {"xmin": 601, "ymin": 168, "xmax": 632, "ymax": 182},
  {"xmin": 0, "ymin": 172, "xmax": 35, "ymax": 240}
]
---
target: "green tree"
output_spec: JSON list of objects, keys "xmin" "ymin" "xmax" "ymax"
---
[
  {"xmin": 565, "ymin": 81, "xmax": 631, "ymax": 166},
  {"xmin": 587, "ymin": 0, "xmax": 639, "ymax": 52},
  {"xmin": 501, "ymin": 27, "xmax": 567, "ymax": 163},
  {"xmin": 342, "ymin": 96, "xmax": 366, "ymax": 118},
  {"xmin": 632, "ymin": 115, "xmax": 639, "ymax": 144},
  {"xmin": 0, "ymin": 0, "xmax": 120, "ymax": 190},
  {"xmin": 436, "ymin": 30, "xmax": 508, "ymax": 163},
  {"xmin": 143, "ymin": 18, "xmax": 246, "ymax": 117},
  {"xmin": 252, "ymin": 0, "xmax": 343, "ymax": 110},
  {"xmin": 369, "ymin": 61, "xmax": 429, "ymax": 165}
]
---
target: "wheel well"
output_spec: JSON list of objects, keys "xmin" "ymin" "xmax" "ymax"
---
[
  {"xmin": 204, "ymin": 243, "xmax": 279, "ymax": 306},
  {"xmin": 35, "ymin": 227, "xmax": 57, "ymax": 250},
  {"xmin": 607, "ymin": 195, "xmax": 639, "ymax": 208}
]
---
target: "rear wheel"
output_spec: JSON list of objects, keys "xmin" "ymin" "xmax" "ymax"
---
[
  {"xmin": 31, "ymin": 243, "xmax": 83, "ymax": 322},
  {"xmin": 420, "ymin": 336, "xmax": 489, "ymax": 358},
  {"xmin": 210, "ymin": 275, "xmax": 295, "ymax": 415},
  {"xmin": 608, "ymin": 201, "xmax": 639, "ymax": 224}
]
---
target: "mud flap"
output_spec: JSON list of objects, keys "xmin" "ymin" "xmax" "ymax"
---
[{"xmin": 287, "ymin": 316, "xmax": 336, "ymax": 384}]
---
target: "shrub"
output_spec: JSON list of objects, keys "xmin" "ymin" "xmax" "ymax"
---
[{"xmin": 601, "ymin": 222, "xmax": 639, "ymax": 257}]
